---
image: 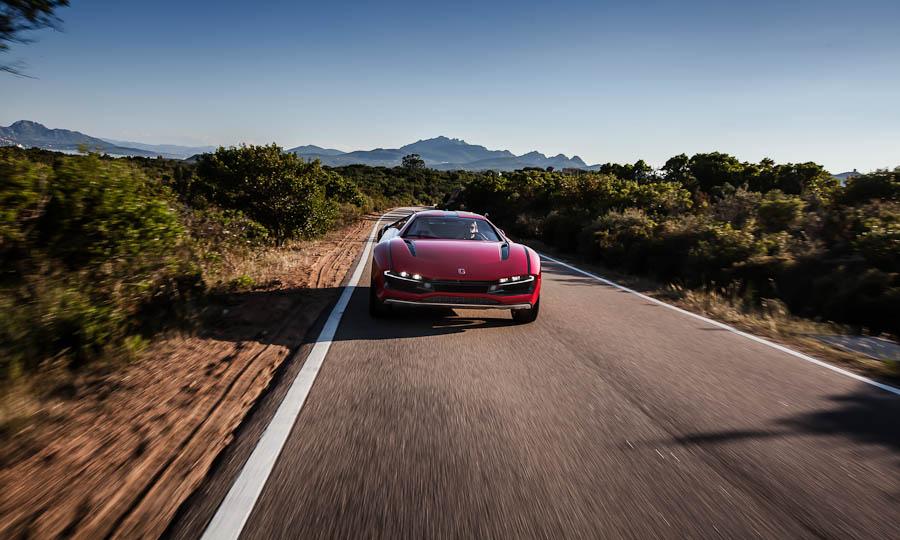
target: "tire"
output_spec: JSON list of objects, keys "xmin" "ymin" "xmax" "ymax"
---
[
  {"xmin": 511, "ymin": 297, "xmax": 540, "ymax": 324},
  {"xmin": 369, "ymin": 284, "xmax": 390, "ymax": 318}
]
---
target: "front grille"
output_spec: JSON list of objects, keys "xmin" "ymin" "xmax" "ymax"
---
[
  {"xmin": 429, "ymin": 280, "xmax": 493, "ymax": 294},
  {"xmin": 422, "ymin": 296, "xmax": 501, "ymax": 305}
]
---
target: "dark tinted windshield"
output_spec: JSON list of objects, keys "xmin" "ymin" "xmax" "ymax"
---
[{"xmin": 403, "ymin": 216, "xmax": 501, "ymax": 241}]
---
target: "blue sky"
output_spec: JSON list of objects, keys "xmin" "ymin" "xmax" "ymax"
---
[{"xmin": 1, "ymin": 0, "xmax": 898, "ymax": 172}]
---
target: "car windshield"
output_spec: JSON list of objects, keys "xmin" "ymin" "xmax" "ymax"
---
[{"xmin": 403, "ymin": 216, "xmax": 501, "ymax": 241}]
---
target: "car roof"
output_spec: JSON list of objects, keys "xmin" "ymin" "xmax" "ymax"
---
[{"xmin": 414, "ymin": 210, "xmax": 485, "ymax": 219}]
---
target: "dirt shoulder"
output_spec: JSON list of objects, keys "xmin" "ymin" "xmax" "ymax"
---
[
  {"xmin": 0, "ymin": 214, "xmax": 380, "ymax": 539},
  {"xmin": 525, "ymin": 239, "xmax": 899, "ymax": 383}
]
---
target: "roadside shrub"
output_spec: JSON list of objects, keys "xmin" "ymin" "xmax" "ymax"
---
[
  {"xmin": 551, "ymin": 174, "xmax": 690, "ymax": 218},
  {"xmin": 0, "ymin": 149, "xmax": 189, "ymax": 378},
  {"xmin": 449, "ymin": 156, "xmax": 899, "ymax": 336},
  {"xmin": 0, "ymin": 154, "xmax": 49, "ymax": 250},
  {"xmin": 451, "ymin": 172, "xmax": 512, "ymax": 217},
  {"xmin": 710, "ymin": 187, "xmax": 761, "ymax": 228},
  {"xmin": 809, "ymin": 267, "xmax": 900, "ymax": 335},
  {"xmin": 580, "ymin": 209, "xmax": 657, "ymax": 270},
  {"xmin": 195, "ymin": 145, "xmax": 363, "ymax": 243},
  {"xmin": 541, "ymin": 211, "xmax": 587, "ymax": 252},
  {"xmin": 801, "ymin": 174, "xmax": 841, "ymax": 207},
  {"xmin": 691, "ymin": 223, "xmax": 761, "ymax": 278},
  {"xmin": 851, "ymin": 204, "xmax": 900, "ymax": 270},
  {"xmin": 756, "ymin": 190, "xmax": 805, "ymax": 233},
  {"xmin": 653, "ymin": 218, "xmax": 762, "ymax": 285},
  {"xmin": 838, "ymin": 171, "xmax": 899, "ymax": 206},
  {"xmin": 335, "ymin": 164, "xmax": 466, "ymax": 210},
  {"xmin": 510, "ymin": 213, "xmax": 543, "ymax": 239},
  {"xmin": 39, "ymin": 154, "xmax": 184, "ymax": 268}
]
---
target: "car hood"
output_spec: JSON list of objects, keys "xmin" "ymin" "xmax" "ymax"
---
[{"xmin": 389, "ymin": 238, "xmax": 528, "ymax": 281}]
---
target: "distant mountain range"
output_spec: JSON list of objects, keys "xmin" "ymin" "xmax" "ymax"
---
[
  {"xmin": 287, "ymin": 135, "xmax": 591, "ymax": 171},
  {"xmin": 99, "ymin": 138, "xmax": 215, "ymax": 159},
  {"xmin": 0, "ymin": 120, "xmax": 159, "ymax": 157},
  {"xmin": 0, "ymin": 121, "xmax": 213, "ymax": 159},
  {"xmin": 2, "ymin": 120, "xmax": 594, "ymax": 170}
]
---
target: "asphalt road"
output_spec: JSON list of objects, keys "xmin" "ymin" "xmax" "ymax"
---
[{"xmin": 172, "ymin": 213, "xmax": 900, "ymax": 539}]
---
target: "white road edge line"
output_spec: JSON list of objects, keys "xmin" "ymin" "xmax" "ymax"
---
[
  {"xmin": 539, "ymin": 253, "xmax": 900, "ymax": 397},
  {"xmin": 201, "ymin": 210, "xmax": 399, "ymax": 540}
]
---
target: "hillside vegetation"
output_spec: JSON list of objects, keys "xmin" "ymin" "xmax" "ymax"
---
[
  {"xmin": 445, "ymin": 154, "xmax": 899, "ymax": 337},
  {"xmin": 0, "ymin": 145, "xmax": 451, "ymax": 381}
]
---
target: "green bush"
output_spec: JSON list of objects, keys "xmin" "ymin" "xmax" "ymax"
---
[
  {"xmin": 851, "ymin": 204, "xmax": 900, "ymax": 270},
  {"xmin": 541, "ymin": 211, "xmax": 587, "ymax": 253},
  {"xmin": 838, "ymin": 171, "xmax": 899, "ymax": 206},
  {"xmin": 757, "ymin": 190, "xmax": 805, "ymax": 233},
  {"xmin": 335, "ymin": 164, "xmax": 467, "ymax": 209},
  {"xmin": 40, "ymin": 154, "xmax": 184, "ymax": 267},
  {"xmin": 710, "ymin": 187, "xmax": 761, "ymax": 228},
  {"xmin": 580, "ymin": 209, "xmax": 657, "ymax": 270},
  {"xmin": 630, "ymin": 217, "xmax": 764, "ymax": 286},
  {"xmin": 687, "ymin": 222, "xmax": 762, "ymax": 280},
  {"xmin": 0, "ymin": 149, "xmax": 190, "ymax": 378},
  {"xmin": 0, "ymin": 154, "xmax": 49, "ymax": 247},
  {"xmin": 195, "ymin": 145, "xmax": 363, "ymax": 243},
  {"xmin": 809, "ymin": 267, "xmax": 899, "ymax": 335}
]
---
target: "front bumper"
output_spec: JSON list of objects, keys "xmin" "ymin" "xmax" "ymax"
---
[
  {"xmin": 384, "ymin": 298, "xmax": 532, "ymax": 310},
  {"xmin": 375, "ymin": 271, "xmax": 540, "ymax": 310}
]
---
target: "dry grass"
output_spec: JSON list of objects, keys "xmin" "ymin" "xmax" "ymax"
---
[
  {"xmin": 195, "ymin": 208, "xmax": 372, "ymax": 293},
  {"xmin": 662, "ymin": 284, "xmax": 898, "ymax": 380}
]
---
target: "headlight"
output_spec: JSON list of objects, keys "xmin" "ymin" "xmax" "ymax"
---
[
  {"xmin": 497, "ymin": 275, "xmax": 533, "ymax": 285},
  {"xmin": 492, "ymin": 275, "xmax": 535, "ymax": 292},
  {"xmin": 385, "ymin": 270, "xmax": 425, "ymax": 282}
]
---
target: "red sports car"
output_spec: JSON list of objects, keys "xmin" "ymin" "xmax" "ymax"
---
[{"xmin": 369, "ymin": 210, "xmax": 541, "ymax": 323}]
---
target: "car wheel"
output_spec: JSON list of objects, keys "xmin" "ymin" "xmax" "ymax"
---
[
  {"xmin": 511, "ymin": 297, "xmax": 540, "ymax": 324},
  {"xmin": 369, "ymin": 284, "xmax": 390, "ymax": 318}
]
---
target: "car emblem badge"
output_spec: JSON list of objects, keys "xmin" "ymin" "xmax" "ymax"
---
[{"xmin": 458, "ymin": 268, "xmax": 466, "ymax": 275}]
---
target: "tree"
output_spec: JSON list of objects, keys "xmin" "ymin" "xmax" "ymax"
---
[
  {"xmin": 401, "ymin": 153, "xmax": 425, "ymax": 170},
  {"xmin": 688, "ymin": 152, "xmax": 744, "ymax": 193},
  {"xmin": 632, "ymin": 159, "xmax": 654, "ymax": 182},
  {"xmin": 661, "ymin": 153, "xmax": 695, "ymax": 190},
  {"xmin": 1, "ymin": 0, "xmax": 69, "ymax": 75},
  {"xmin": 770, "ymin": 162, "xmax": 830, "ymax": 194}
]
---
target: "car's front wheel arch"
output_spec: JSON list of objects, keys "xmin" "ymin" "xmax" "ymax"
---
[{"xmin": 511, "ymin": 297, "xmax": 540, "ymax": 324}]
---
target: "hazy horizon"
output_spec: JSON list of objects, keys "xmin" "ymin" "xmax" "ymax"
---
[{"xmin": 2, "ymin": 0, "xmax": 898, "ymax": 172}]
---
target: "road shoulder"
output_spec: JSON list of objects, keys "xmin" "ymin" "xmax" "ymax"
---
[{"xmin": 0, "ymin": 215, "xmax": 380, "ymax": 539}]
